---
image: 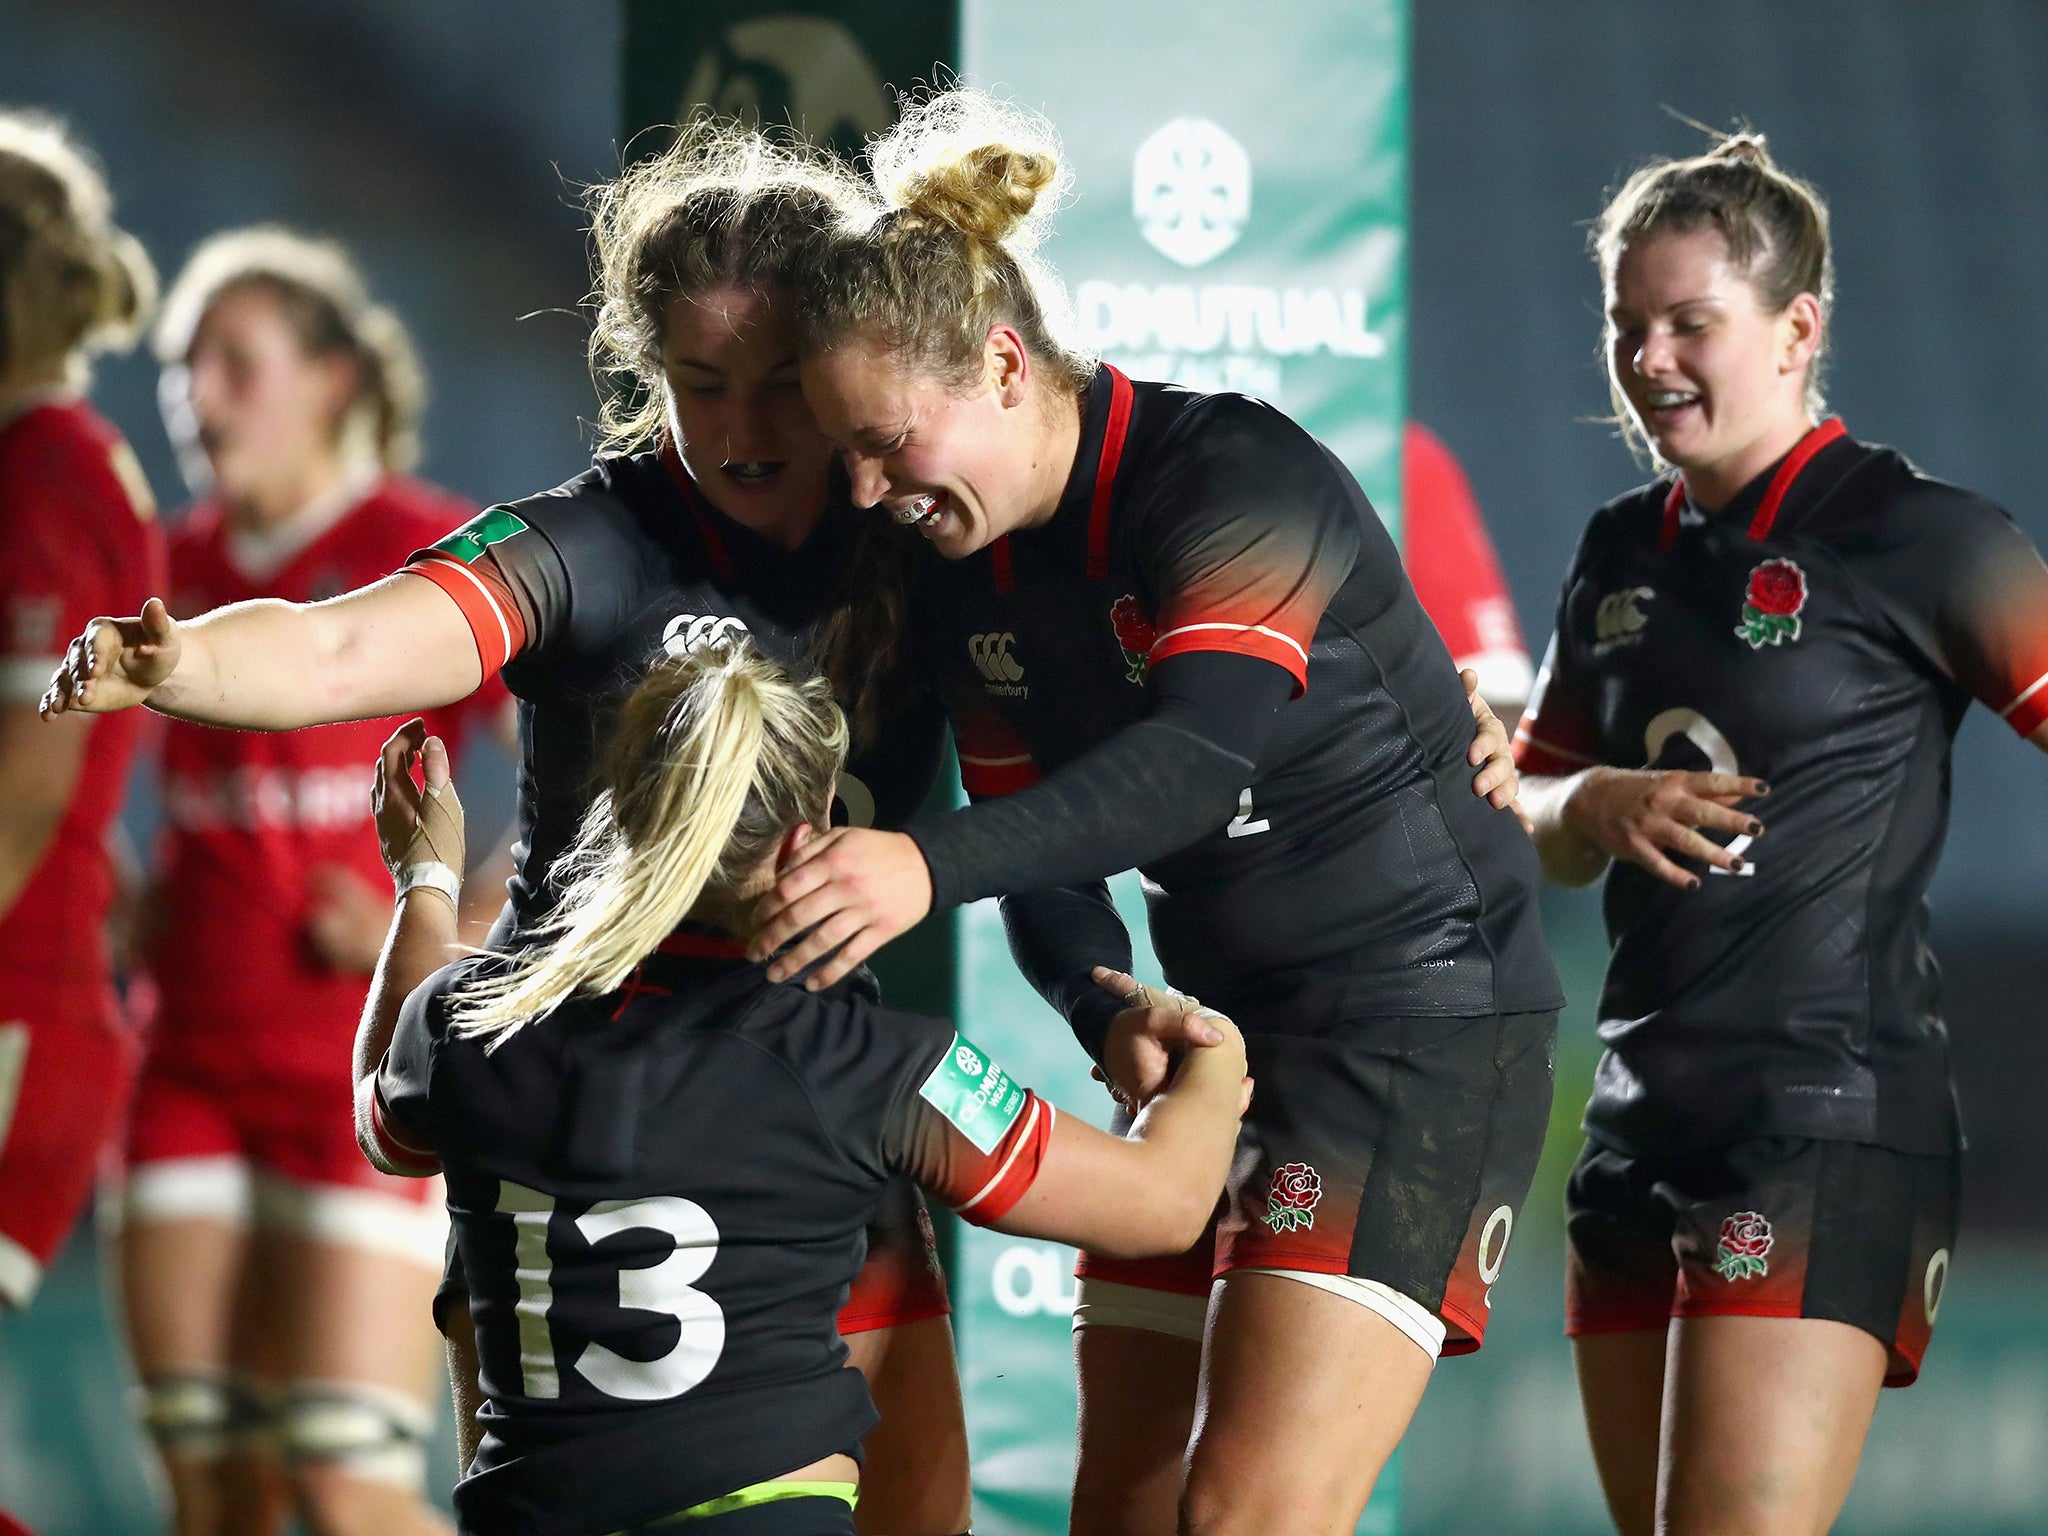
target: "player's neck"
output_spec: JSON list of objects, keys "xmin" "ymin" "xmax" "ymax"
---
[
  {"xmin": 1014, "ymin": 383, "xmax": 1084, "ymax": 532},
  {"xmin": 226, "ymin": 450, "xmax": 371, "ymax": 533},
  {"xmin": 1681, "ymin": 410, "xmax": 1817, "ymax": 513}
]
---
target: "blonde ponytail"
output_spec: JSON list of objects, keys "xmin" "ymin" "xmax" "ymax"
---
[{"xmin": 452, "ymin": 644, "xmax": 848, "ymax": 1044}]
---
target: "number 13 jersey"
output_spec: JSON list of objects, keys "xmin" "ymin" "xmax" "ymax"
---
[{"xmin": 1517, "ymin": 422, "xmax": 2048, "ymax": 1157}]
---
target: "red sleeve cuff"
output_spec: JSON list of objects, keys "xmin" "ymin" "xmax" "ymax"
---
[
  {"xmin": 370, "ymin": 1081, "xmax": 441, "ymax": 1177},
  {"xmin": 2000, "ymin": 671, "xmax": 2048, "ymax": 737},
  {"xmin": 951, "ymin": 1095, "xmax": 1054, "ymax": 1225},
  {"xmin": 406, "ymin": 557, "xmax": 522, "ymax": 678},
  {"xmin": 1149, "ymin": 622, "xmax": 1310, "ymax": 696},
  {"xmin": 1512, "ymin": 722, "xmax": 1601, "ymax": 777}
]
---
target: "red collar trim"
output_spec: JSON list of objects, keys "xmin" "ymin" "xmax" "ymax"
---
[
  {"xmin": 659, "ymin": 438, "xmax": 737, "ymax": 582},
  {"xmin": 1657, "ymin": 417, "xmax": 1848, "ymax": 552},
  {"xmin": 655, "ymin": 931, "xmax": 750, "ymax": 960},
  {"xmin": 990, "ymin": 364, "xmax": 1135, "ymax": 593}
]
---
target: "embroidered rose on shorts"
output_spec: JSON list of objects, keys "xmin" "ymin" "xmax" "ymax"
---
[
  {"xmin": 1263, "ymin": 1162, "xmax": 1323, "ymax": 1234},
  {"xmin": 1110, "ymin": 595, "xmax": 1156, "ymax": 684},
  {"xmin": 1713, "ymin": 1210, "xmax": 1774, "ymax": 1281},
  {"xmin": 1735, "ymin": 558, "xmax": 1808, "ymax": 649}
]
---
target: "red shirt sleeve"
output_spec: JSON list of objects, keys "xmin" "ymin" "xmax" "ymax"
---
[
  {"xmin": 1401, "ymin": 423, "xmax": 1533, "ymax": 706},
  {"xmin": 406, "ymin": 554, "xmax": 526, "ymax": 679}
]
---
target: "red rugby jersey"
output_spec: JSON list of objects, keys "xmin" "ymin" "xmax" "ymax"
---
[
  {"xmin": 1401, "ymin": 422, "xmax": 1534, "ymax": 711},
  {"xmin": 0, "ymin": 397, "xmax": 167, "ymax": 990},
  {"xmin": 151, "ymin": 476, "xmax": 507, "ymax": 1079}
]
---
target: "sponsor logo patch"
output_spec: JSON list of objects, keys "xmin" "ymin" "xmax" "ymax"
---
[
  {"xmin": 1593, "ymin": 586, "xmax": 1653, "ymax": 652},
  {"xmin": 1735, "ymin": 558, "xmax": 1808, "ymax": 649},
  {"xmin": 919, "ymin": 1032, "xmax": 1027, "ymax": 1155},
  {"xmin": 1263, "ymin": 1161, "xmax": 1324, "ymax": 1234},
  {"xmin": 1133, "ymin": 117, "xmax": 1252, "ymax": 269},
  {"xmin": 432, "ymin": 506, "xmax": 529, "ymax": 565},
  {"xmin": 968, "ymin": 631, "xmax": 1028, "ymax": 697},
  {"xmin": 1713, "ymin": 1211, "xmax": 1774, "ymax": 1281},
  {"xmin": 662, "ymin": 612, "xmax": 751, "ymax": 657}
]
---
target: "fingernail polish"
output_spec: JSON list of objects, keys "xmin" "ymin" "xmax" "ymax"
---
[
  {"xmin": 1729, "ymin": 857, "xmax": 1747, "ymax": 873},
  {"xmin": 1746, "ymin": 820, "xmax": 1763, "ymax": 836}
]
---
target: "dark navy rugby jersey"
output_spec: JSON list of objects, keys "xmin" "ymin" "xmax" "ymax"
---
[
  {"xmin": 406, "ymin": 446, "xmax": 944, "ymax": 934},
  {"xmin": 369, "ymin": 935, "xmax": 1052, "ymax": 1536},
  {"xmin": 917, "ymin": 366, "xmax": 1562, "ymax": 1030},
  {"xmin": 1516, "ymin": 421, "xmax": 2048, "ymax": 1157}
]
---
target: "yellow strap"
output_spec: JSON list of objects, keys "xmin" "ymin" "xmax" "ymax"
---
[{"xmin": 636, "ymin": 1480, "xmax": 860, "ymax": 1528}]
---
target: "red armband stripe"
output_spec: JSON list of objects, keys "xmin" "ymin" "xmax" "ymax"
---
[
  {"xmin": 954, "ymin": 1096, "xmax": 1054, "ymax": 1223},
  {"xmin": 370, "ymin": 1082, "xmax": 441, "ymax": 1176},
  {"xmin": 957, "ymin": 751, "xmax": 1043, "ymax": 799},
  {"xmin": 2000, "ymin": 669, "xmax": 2048, "ymax": 736},
  {"xmin": 1512, "ymin": 720, "xmax": 1600, "ymax": 775},
  {"xmin": 1149, "ymin": 621, "xmax": 1310, "ymax": 693},
  {"xmin": 406, "ymin": 558, "xmax": 520, "ymax": 677}
]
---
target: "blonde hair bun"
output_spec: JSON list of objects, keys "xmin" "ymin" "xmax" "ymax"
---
[{"xmin": 871, "ymin": 90, "xmax": 1070, "ymax": 254}]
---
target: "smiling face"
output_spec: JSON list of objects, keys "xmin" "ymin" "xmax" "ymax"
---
[
  {"xmin": 174, "ymin": 282, "xmax": 358, "ymax": 518},
  {"xmin": 1606, "ymin": 225, "xmax": 1823, "ymax": 507},
  {"xmin": 659, "ymin": 285, "xmax": 833, "ymax": 547},
  {"xmin": 799, "ymin": 328, "xmax": 1072, "ymax": 560}
]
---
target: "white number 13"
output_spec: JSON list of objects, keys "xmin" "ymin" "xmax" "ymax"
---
[{"xmin": 494, "ymin": 1181, "xmax": 726, "ymax": 1402}]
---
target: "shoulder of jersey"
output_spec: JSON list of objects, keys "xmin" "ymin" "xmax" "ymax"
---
[{"xmin": 0, "ymin": 398, "xmax": 156, "ymax": 520}]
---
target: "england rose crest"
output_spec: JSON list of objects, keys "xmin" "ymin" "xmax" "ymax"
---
[
  {"xmin": 1735, "ymin": 558, "xmax": 1807, "ymax": 649},
  {"xmin": 1262, "ymin": 1162, "xmax": 1323, "ymax": 1234},
  {"xmin": 1712, "ymin": 1211, "xmax": 1774, "ymax": 1281},
  {"xmin": 1110, "ymin": 595, "xmax": 1156, "ymax": 684}
]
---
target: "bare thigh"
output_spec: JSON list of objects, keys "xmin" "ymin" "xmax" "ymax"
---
[
  {"xmin": 1658, "ymin": 1313, "xmax": 1885, "ymax": 1536},
  {"xmin": 1070, "ymin": 1324, "xmax": 1202, "ymax": 1536},
  {"xmin": 843, "ymin": 1316, "xmax": 971, "ymax": 1536},
  {"xmin": 1573, "ymin": 1329, "xmax": 1668, "ymax": 1536},
  {"xmin": 1180, "ymin": 1273, "xmax": 1434, "ymax": 1536}
]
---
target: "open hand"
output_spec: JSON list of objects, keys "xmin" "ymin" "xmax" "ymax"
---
[
  {"xmin": 1463, "ymin": 669, "xmax": 1529, "ymax": 831},
  {"xmin": 373, "ymin": 719, "xmax": 467, "ymax": 881},
  {"xmin": 748, "ymin": 826, "xmax": 932, "ymax": 988},
  {"xmin": 1563, "ymin": 766, "xmax": 1767, "ymax": 889},
  {"xmin": 40, "ymin": 598, "xmax": 180, "ymax": 718}
]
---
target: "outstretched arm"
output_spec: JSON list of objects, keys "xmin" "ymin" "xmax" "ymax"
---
[{"xmin": 42, "ymin": 574, "xmax": 481, "ymax": 730}]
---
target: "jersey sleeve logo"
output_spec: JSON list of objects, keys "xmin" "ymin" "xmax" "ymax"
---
[
  {"xmin": 1735, "ymin": 559, "xmax": 1807, "ymax": 649},
  {"xmin": 919, "ymin": 1031, "xmax": 1027, "ymax": 1154},
  {"xmin": 1109, "ymin": 595, "xmax": 1156, "ymax": 684},
  {"xmin": 1593, "ymin": 587, "xmax": 1653, "ymax": 654},
  {"xmin": 432, "ymin": 506, "xmax": 529, "ymax": 565}
]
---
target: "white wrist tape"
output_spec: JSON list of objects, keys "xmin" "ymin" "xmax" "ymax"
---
[{"xmin": 393, "ymin": 862, "xmax": 462, "ymax": 907}]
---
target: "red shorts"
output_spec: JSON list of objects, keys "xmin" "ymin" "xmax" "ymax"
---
[
  {"xmin": 1565, "ymin": 1136, "xmax": 1959, "ymax": 1387},
  {"xmin": 839, "ymin": 1174, "xmax": 950, "ymax": 1335},
  {"xmin": 0, "ymin": 979, "xmax": 142, "ymax": 1305},
  {"xmin": 124, "ymin": 1022, "xmax": 442, "ymax": 1265}
]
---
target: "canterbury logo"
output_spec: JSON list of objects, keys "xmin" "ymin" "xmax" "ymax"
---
[
  {"xmin": 662, "ymin": 613, "xmax": 751, "ymax": 656},
  {"xmin": 1594, "ymin": 587, "xmax": 1652, "ymax": 648},
  {"xmin": 968, "ymin": 632, "xmax": 1025, "ymax": 684}
]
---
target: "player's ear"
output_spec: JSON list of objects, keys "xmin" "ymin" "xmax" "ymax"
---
[{"xmin": 775, "ymin": 822, "xmax": 816, "ymax": 872}]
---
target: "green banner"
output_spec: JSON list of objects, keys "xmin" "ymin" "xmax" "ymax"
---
[{"xmin": 962, "ymin": 0, "xmax": 1409, "ymax": 533}]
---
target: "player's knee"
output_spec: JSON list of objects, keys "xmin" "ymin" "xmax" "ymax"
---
[
  {"xmin": 135, "ymin": 1373, "xmax": 269, "ymax": 1465},
  {"xmin": 278, "ymin": 1381, "xmax": 434, "ymax": 1535}
]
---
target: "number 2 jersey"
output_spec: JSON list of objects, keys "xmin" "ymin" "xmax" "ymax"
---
[
  {"xmin": 1515, "ymin": 422, "xmax": 2048, "ymax": 1157},
  {"xmin": 918, "ymin": 366, "xmax": 1562, "ymax": 1030},
  {"xmin": 367, "ymin": 937, "xmax": 1052, "ymax": 1536},
  {"xmin": 405, "ymin": 444, "xmax": 942, "ymax": 936}
]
